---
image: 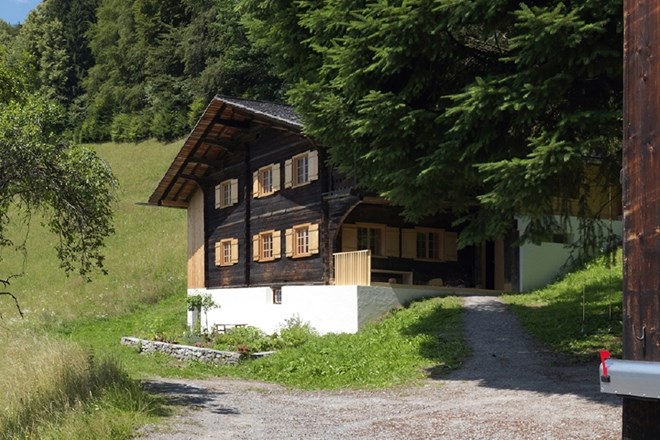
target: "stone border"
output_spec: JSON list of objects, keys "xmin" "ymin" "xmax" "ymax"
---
[{"xmin": 121, "ymin": 336, "xmax": 242, "ymax": 365}]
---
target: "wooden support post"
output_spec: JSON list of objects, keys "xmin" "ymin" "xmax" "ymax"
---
[{"xmin": 623, "ymin": 1, "xmax": 660, "ymax": 437}]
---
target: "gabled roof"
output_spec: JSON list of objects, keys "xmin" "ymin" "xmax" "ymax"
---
[{"xmin": 148, "ymin": 96, "xmax": 302, "ymax": 208}]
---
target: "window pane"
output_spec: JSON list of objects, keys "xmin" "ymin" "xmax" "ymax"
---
[
  {"xmin": 260, "ymin": 168, "xmax": 272, "ymax": 193},
  {"xmin": 262, "ymin": 233, "xmax": 273, "ymax": 259},
  {"xmin": 370, "ymin": 228, "xmax": 382, "ymax": 255},
  {"xmin": 428, "ymin": 232, "xmax": 436, "ymax": 259},
  {"xmin": 295, "ymin": 155, "xmax": 309, "ymax": 184},
  {"xmin": 223, "ymin": 241, "xmax": 232, "ymax": 264},
  {"xmin": 357, "ymin": 227, "xmax": 369, "ymax": 250},
  {"xmin": 222, "ymin": 182, "xmax": 231, "ymax": 206},
  {"xmin": 416, "ymin": 232, "xmax": 426, "ymax": 259},
  {"xmin": 295, "ymin": 227, "xmax": 309, "ymax": 255}
]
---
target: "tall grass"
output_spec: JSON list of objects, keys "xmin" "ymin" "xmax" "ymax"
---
[
  {"xmin": 0, "ymin": 139, "xmax": 185, "ymax": 438},
  {"xmin": 0, "ymin": 330, "xmax": 158, "ymax": 439}
]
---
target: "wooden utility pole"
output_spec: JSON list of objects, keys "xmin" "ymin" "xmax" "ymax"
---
[{"xmin": 623, "ymin": 1, "xmax": 660, "ymax": 437}]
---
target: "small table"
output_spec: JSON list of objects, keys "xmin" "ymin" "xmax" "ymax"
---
[{"xmin": 214, "ymin": 323, "xmax": 247, "ymax": 334}]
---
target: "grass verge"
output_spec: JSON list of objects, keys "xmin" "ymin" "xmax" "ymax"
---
[
  {"xmin": 0, "ymin": 330, "xmax": 163, "ymax": 439},
  {"xmin": 502, "ymin": 251, "xmax": 622, "ymax": 360}
]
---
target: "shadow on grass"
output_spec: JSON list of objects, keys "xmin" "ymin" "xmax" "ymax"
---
[
  {"xmin": 143, "ymin": 380, "xmax": 240, "ymax": 416},
  {"xmin": 397, "ymin": 298, "xmax": 469, "ymax": 376},
  {"xmin": 409, "ymin": 295, "xmax": 620, "ymax": 407}
]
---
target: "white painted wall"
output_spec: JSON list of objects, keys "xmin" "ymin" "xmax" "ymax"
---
[
  {"xmin": 190, "ymin": 285, "xmax": 360, "ymax": 335},
  {"xmin": 189, "ymin": 283, "xmax": 471, "ymax": 335},
  {"xmin": 517, "ymin": 216, "xmax": 622, "ymax": 291}
]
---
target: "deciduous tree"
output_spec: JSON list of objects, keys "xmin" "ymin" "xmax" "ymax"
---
[{"xmin": 0, "ymin": 46, "xmax": 117, "ymax": 316}]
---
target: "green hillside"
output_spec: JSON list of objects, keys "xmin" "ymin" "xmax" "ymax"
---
[{"xmin": 0, "ymin": 139, "xmax": 187, "ymax": 327}]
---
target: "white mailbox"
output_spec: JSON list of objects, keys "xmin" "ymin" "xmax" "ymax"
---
[{"xmin": 599, "ymin": 351, "xmax": 660, "ymax": 399}]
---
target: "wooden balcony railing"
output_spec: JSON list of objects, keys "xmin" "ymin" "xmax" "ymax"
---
[{"xmin": 334, "ymin": 249, "xmax": 371, "ymax": 285}]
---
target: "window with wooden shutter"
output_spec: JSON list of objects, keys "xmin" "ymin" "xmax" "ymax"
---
[
  {"xmin": 284, "ymin": 150, "xmax": 319, "ymax": 189},
  {"xmin": 253, "ymin": 164, "xmax": 280, "ymax": 198},
  {"xmin": 403, "ymin": 227, "xmax": 445, "ymax": 261},
  {"xmin": 286, "ymin": 223, "xmax": 319, "ymax": 258},
  {"xmin": 215, "ymin": 179, "xmax": 238, "ymax": 209},
  {"xmin": 216, "ymin": 238, "xmax": 238, "ymax": 267},
  {"xmin": 253, "ymin": 230, "xmax": 282, "ymax": 262}
]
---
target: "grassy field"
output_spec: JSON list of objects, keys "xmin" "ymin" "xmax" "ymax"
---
[
  {"xmin": 0, "ymin": 139, "xmax": 187, "ymax": 439},
  {"xmin": 502, "ymin": 251, "xmax": 622, "ymax": 360}
]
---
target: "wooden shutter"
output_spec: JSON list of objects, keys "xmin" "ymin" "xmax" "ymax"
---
[
  {"xmin": 385, "ymin": 227, "xmax": 400, "ymax": 257},
  {"xmin": 284, "ymin": 159, "xmax": 293, "ymax": 188},
  {"xmin": 402, "ymin": 229, "xmax": 416, "ymax": 259},
  {"xmin": 341, "ymin": 224, "xmax": 358, "ymax": 252},
  {"xmin": 273, "ymin": 230, "xmax": 282, "ymax": 259},
  {"xmin": 231, "ymin": 238, "xmax": 239, "ymax": 264},
  {"xmin": 272, "ymin": 164, "xmax": 281, "ymax": 192},
  {"xmin": 309, "ymin": 223, "xmax": 320, "ymax": 254},
  {"xmin": 215, "ymin": 241, "xmax": 222, "ymax": 266},
  {"xmin": 214, "ymin": 184, "xmax": 221, "ymax": 209},
  {"xmin": 252, "ymin": 171, "xmax": 259, "ymax": 197},
  {"xmin": 444, "ymin": 231, "xmax": 458, "ymax": 262},
  {"xmin": 252, "ymin": 234, "xmax": 260, "ymax": 261},
  {"xmin": 230, "ymin": 179, "xmax": 238, "ymax": 205},
  {"xmin": 285, "ymin": 228, "xmax": 293, "ymax": 257},
  {"xmin": 309, "ymin": 150, "xmax": 319, "ymax": 182}
]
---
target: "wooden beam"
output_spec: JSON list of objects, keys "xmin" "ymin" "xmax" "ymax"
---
[
  {"xmin": 215, "ymin": 118, "xmax": 250, "ymax": 129},
  {"xmin": 622, "ymin": 1, "xmax": 660, "ymax": 437},
  {"xmin": 188, "ymin": 157, "xmax": 223, "ymax": 172}
]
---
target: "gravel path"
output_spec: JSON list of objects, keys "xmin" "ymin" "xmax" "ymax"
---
[{"xmin": 137, "ymin": 296, "xmax": 621, "ymax": 439}]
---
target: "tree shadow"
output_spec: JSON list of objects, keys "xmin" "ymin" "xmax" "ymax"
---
[{"xmin": 143, "ymin": 380, "xmax": 240, "ymax": 415}]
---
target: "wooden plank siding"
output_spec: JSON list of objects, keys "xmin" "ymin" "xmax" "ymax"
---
[{"xmin": 205, "ymin": 127, "xmax": 328, "ymax": 288}]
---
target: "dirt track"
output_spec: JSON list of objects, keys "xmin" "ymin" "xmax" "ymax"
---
[{"xmin": 138, "ymin": 296, "xmax": 620, "ymax": 439}]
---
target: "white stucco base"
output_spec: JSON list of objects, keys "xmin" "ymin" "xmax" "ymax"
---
[
  {"xmin": 188, "ymin": 284, "xmax": 493, "ymax": 335},
  {"xmin": 517, "ymin": 215, "xmax": 622, "ymax": 292}
]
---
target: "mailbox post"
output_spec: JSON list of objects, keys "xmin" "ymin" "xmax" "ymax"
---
[{"xmin": 623, "ymin": 1, "xmax": 660, "ymax": 437}]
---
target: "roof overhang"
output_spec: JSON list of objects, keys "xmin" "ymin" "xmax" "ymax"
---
[{"xmin": 147, "ymin": 96, "xmax": 302, "ymax": 208}]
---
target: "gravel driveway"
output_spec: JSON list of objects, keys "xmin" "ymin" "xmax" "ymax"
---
[{"xmin": 138, "ymin": 296, "xmax": 621, "ymax": 439}]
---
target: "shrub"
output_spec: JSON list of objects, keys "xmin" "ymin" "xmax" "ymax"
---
[
  {"xmin": 278, "ymin": 316, "xmax": 318, "ymax": 348},
  {"xmin": 213, "ymin": 326, "xmax": 279, "ymax": 353}
]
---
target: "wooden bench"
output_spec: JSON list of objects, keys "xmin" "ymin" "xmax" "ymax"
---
[{"xmin": 214, "ymin": 323, "xmax": 247, "ymax": 334}]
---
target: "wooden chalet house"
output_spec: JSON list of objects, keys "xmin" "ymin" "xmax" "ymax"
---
[
  {"xmin": 148, "ymin": 96, "xmax": 505, "ymax": 294},
  {"xmin": 149, "ymin": 96, "xmax": 622, "ymax": 298}
]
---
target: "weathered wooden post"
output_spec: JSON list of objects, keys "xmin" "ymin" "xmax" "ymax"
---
[{"xmin": 623, "ymin": 1, "xmax": 660, "ymax": 437}]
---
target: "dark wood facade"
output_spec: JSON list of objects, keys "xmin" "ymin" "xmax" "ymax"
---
[{"xmin": 149, "ymin": 96, "xmax": 506, "ymax": 290}]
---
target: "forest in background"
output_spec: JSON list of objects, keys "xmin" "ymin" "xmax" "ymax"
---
[
  {"xmin": 0, "ymin": 0, "xmax": 283, "ymax": 143},
  {"xmin": 1, "ymin": 0, "xmax": 623, "ymax": 253}
]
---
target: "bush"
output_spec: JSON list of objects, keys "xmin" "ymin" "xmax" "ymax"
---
[
  {"xmin": 278, "ymin": 316, "xmax": 318, "ymax": 348},
  {"xmin": 213, "ymin": 326, "xmax": 279, "ymax": 353}
]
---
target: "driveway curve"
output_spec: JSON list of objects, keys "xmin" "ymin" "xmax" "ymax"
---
[{"xmin": 138, "ymin": 296, "xmax": 620, "ymax": 439}]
